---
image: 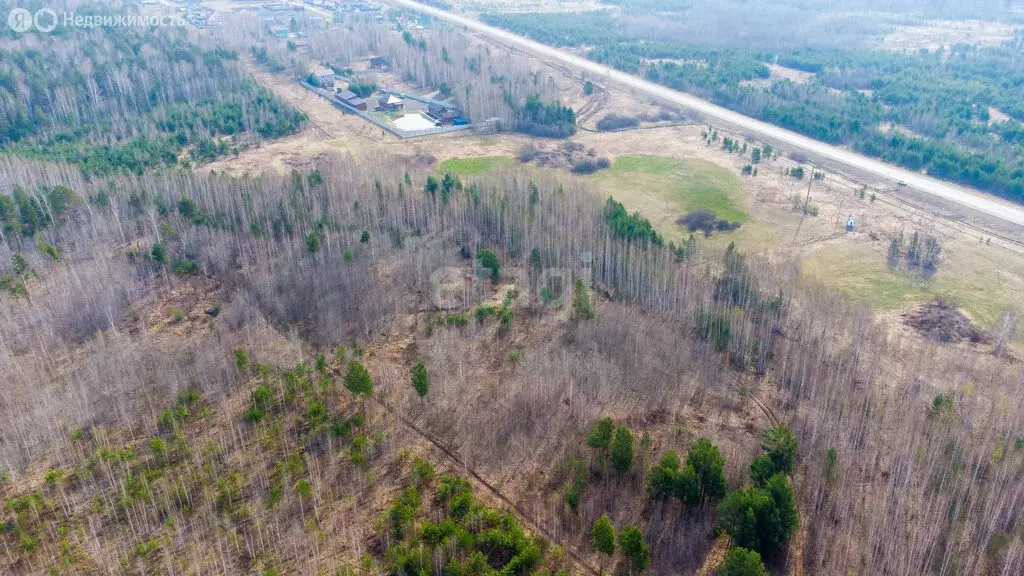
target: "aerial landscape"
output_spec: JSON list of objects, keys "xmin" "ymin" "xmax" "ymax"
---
[{"xmin": 1, "ymin": 0, "xmax": 1024, "ymax": 574}]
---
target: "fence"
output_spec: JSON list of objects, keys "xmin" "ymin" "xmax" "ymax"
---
[{"xmin": 300, "ymin": 82, "xmax": 473, "ymax": 139}]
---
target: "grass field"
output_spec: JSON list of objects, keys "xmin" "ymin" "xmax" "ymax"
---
[
  {"xmin": 593, "ymin": 155, "xmax": 749, "ymax": 224},
  {"xmin": 438, "ymin": 156, "xmax": 514, "ymax": 176},
  {"xmin": 803, "ymin": 240, "xmax": 1024, "ymax": 343}
]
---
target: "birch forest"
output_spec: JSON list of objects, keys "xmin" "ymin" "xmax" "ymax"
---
[{"xmin": 0, "ymin": 1, "xmax": 1022, "ymax": 575}]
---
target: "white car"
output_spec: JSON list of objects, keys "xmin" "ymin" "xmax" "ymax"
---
[{"xmin": 897, "ymin": 179, "xmax": 907, "ymax": 187}]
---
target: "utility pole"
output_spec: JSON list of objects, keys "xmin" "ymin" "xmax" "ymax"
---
[
  {"xmin": 792, "ymin": 163, "xmax": 815, "ymax": 243},
  {"xmin": 802, "ymin": 166, "xmax": 814, "ymax": 215}
]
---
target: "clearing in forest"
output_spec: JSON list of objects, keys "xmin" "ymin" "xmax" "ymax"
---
[
  {"xmin": 588, "ymin": 155, "xmax": 749, "ymax": 238},
  {"xmin": 438, "ymin": 156, "xmax": 515, "ymax": 176}
]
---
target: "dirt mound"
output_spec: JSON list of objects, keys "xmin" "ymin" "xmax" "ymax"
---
[{"xmin": 903, "ymin": 300, "xmax": 989, "ymax": 344}]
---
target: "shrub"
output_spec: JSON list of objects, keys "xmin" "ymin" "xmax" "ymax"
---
[
  {"xmin": 234, "ymin": 348, "xmax": 249, "ymax": 372},
  {"xmin": 596, "ymin": 113, "xmax": 640, "ymax": 131},
  {"xmin": 718, "ymin": 547, "xmax": 769, "ymax": 576},
  {"xmin": 478, "ymin": 249, "xmax": 501, "ymax": 280},
  {"xmin": 518, "ymin": 144, "xmax": 541, "ymax": 163},
  {"xmin": 569, "ymin": 156, "xmax": 611, "ymax": 174},
  {"xmin": 305, "ymin": 231, "xmax": 321, "ymax": 253},
  {"xmin": 172, "ymin": 258, "xmax": 199, "ymax": 276},
  {"xmin": 151, "ymin": 243, "xmax": 166, "ymax": 263}
]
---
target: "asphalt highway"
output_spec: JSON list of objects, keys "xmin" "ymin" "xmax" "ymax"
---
[{"xmin": 389, "ymin": 0, "xmax": 1024, "ymax": 228}]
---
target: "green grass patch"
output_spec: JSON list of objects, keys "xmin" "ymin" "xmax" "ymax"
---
[
  {"xmin": 438, "ymin": 156, "xmax": 513, "ymax": 176},
  {"xmin": 594, "ymin": 155, "xmax": 748, "ymax": 224}
]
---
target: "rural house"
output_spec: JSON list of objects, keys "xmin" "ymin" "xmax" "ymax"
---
[
  {"xmin": 427, "ymin": 102, "xmax": 459, "ymax": 124},
  {"xmin": 309, "ymin": 65, "xmax": 335, "ymax": 88},
  {"xmin": 336, "ymin": 89, "xmax": 368, "ymax": 111},
  {"xmin": 378, "ymin": 93, "xmax": 404, "ymax": 112}
]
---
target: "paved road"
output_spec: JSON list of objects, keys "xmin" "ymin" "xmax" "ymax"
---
[{"xmin": 389, "ymin": 0, "xmax": 1024, "ymax": 228}]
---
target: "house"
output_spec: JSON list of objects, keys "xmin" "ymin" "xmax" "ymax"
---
[
  {"xmin": 309, "ymin": 65, "xmax": 335, "ymax": 88},
  {"xmin": 336, "ymin": 90, "xmax": 367, "ymax": 110},
  {"xmin": 271, "ymin": 27, "xmax": 289, "ymax": 39},
  {"xmin": 427, "ymin": 102, "xmax": 459, "ymax": 124},
  {"xmin": 378, "ymin": 93, "xmax": 404, "ymax": 112},
  {"xmin": 369, "ymin": 56, "xmax": 389, "ymax": 70}
]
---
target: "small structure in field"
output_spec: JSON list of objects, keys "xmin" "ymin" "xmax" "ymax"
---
[
  {"xmin": 369, "ymin": 56, "xmax": 389, "ymax": 70},
  {"xmin": 378, "ymin": 93, "xmax": 404, "ymax": 112}
]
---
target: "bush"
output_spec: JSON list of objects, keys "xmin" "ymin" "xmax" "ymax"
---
[
  {"xmin": 151, "ymin": 243, "xmax": 166, "ymax": 264},
  {"xmin": 348, "ymin": 82, "xmax": 376, "ymax": 98},
  {"xmin": 517, "ymin": 144, "xmax": 541, "ymax": 163},
  {"xmin": 234, "ymin": 348, "xmax": 249, "ymax": 371},
  {"xmin": 570, "ymin": 156, "xmax": 611, "ymax": 174},
  {"xmin": 596, "ymin": 113, "xmax": 640, "ymax": 131},
  {"xmin": 172, "ymin": 258, "xmax": 199, "ymax": 276},
  {"xmin": 478, "ymin": 249, "xmax": 501, "ymax": 280},
  {"xmin": 718, "ymin": 547, "xmax": 769, "ymax": 576}
]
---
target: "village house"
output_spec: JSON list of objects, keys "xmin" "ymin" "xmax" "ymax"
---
[
  {"xmin": 309, "ymin": 65, "xmax": 335, "ymax": 88},
  {"xmin": 427, "ymin": 102, "xmax": 459, "ymax": 125},
  {"xmin": 378, "ymin": 93, "xmax": 404, "ymax": 112},
  {"xmin": 336, "ymin": 89, "xmax": 368, "ymax": 111}
]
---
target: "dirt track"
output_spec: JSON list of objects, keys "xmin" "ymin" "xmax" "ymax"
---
[{"xmin": 386, "ymin": 0, "xmax": 1024, "ymax": 229}]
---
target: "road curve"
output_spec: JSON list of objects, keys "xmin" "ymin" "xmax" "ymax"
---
[{"xmin": 388, "ymin": 0, "xmax": 1024, "ymax": 228}]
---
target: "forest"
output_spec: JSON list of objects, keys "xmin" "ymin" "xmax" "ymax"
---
[
  {"xmin": 0, "ymin": 1, "xmax": 1022, "ymax": 574},
  {"xmin": 0, "ymin": 3, "xmax": 305, "ymax": 175},
  {"xmin": 0, "ymin": 145, "xmax": 1021, "ymax": 573},
  {"xmin": 482, "ymin": 10, "xmax": 1024, "ymax": 204}
]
